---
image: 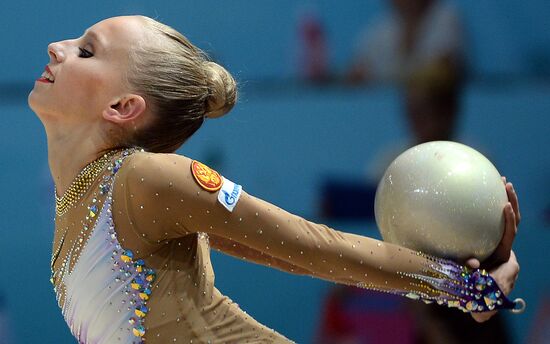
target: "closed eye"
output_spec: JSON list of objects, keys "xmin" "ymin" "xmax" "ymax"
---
[{"xmin": 78, "ymin": 47, "xmax": 93, "ymax": 58}]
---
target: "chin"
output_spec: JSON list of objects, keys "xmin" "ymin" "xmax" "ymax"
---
[
  {"xmin": 28, "ymin": 91, "xmax": 44, "ymax": 114},
  {"xmin": 28, "ymin": 90, "xmax": 39, "ymax": 111},
  {"xmin": 28, "ymin": 91, "xmax": 52, "ymax": 123}
]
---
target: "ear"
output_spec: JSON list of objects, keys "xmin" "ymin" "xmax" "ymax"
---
[{"xmin": 102, "ymin": 94, "xmax": 147, "ymax": 125}]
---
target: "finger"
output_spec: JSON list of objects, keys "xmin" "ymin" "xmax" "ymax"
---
[
  {"xmin": 509, "ymin": 250, "xmax": 517, "ymax": 262},
  {"xmin": 510, "ymin": 250, "xmax": 520, "ymax": 276},
  {"xmin": 502, "ymin": 176, "xmax": 507, "ymax": 184},
  {"xmin": 466, "ymin": 258, "xmax": 480, "ymax": 269},
  {"xmin": 490, "ymin": 204, "xmax": 515, "ymax": 264},
  {"xmin": 481, "ymin": 205, "xmax": 515, "ymax": 268},
  {"xmin": 501, "ymin": 203, "xmax": 517, "ymax": 250},
  {"xmin": 506, "ymin": 183, "xmax": 521, "ymax": 226}
]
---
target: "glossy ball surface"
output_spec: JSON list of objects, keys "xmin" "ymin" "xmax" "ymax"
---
[{"xmin": 374, "ymin": 141, "xmax": 507, "ymax": 261}]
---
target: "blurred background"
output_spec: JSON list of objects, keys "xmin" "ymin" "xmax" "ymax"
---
[{"xmin": 1, "ymin": 1, "xmax": 549, "ymax": 343}]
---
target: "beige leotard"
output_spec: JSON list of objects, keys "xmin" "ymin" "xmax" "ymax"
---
[{"xmin": 50, "ymin": 149, "xmax": 514, "ymax": 343}]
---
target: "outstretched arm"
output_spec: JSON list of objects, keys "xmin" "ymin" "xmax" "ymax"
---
[{"xmin": 118, "ymin": 151, "xmax": 521, "ymax": 314}]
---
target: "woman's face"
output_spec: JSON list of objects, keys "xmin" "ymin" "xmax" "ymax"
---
[{"xmin": 29, "ymin": 16, "xmax": 148, "ymax": 125}]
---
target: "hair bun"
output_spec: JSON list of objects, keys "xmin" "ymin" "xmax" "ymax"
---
[{"xmin": 203, "ymin": 61, "xmax": 237, "ymax": 118}]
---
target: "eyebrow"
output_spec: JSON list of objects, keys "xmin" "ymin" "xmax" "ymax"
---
[{"xmin": 83, "ymin": 30, "xmax": 105, "ymax": 48}]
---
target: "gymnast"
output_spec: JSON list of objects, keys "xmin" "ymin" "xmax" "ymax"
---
[{"xmin": 28, "ymin": 15, "xmax": 521, "ymax": 343}]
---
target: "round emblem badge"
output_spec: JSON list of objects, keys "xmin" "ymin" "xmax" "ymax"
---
[{"xmin": 190, "ymin": 160, "xmax": 223, "ymax": 192}]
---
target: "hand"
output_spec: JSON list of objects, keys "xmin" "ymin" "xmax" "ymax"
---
[
  {"xmin": 466, "ymin": 250, "xmax": 520, "ymax": 322},
  {"xmin": 466, "ymin": 177, "xmax": 521, "ymax": 322},
  {"xmin": 485, "ymin": 177, "xmax": 521, "ymax": 267}
]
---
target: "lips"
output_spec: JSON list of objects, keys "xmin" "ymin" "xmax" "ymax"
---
[{"xmin": 37, "ymin": 65, "xmax": 55, "ymax": 83}]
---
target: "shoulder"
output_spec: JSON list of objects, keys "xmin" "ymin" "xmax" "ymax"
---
[
  {"xmin": 118, "ymin": 151, "xmax": 225, "ymax": 195},
  {"xmin": 117, "ymin": 151, "xmax": 194, "ymax": 189},
  {"xmin": 112, "ymin": 151, "xmax": 204, "ymax": 241},
  {"xmin": 121, "ymin": 151, "xmax": 193, "ymax": 176},
  {"xmin": 122, "ymin": 151, "xmax": 193, "ymax": 170}
]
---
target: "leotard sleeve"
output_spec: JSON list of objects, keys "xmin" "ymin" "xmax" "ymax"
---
[{"xmin": 117, "ymin": 151, "xmax": 519, "ymax": 313}]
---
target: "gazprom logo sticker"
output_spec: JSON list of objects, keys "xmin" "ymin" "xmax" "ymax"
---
[{"xmin": 217, "ymin": 178, "xmax": 242, "ymax": 212}]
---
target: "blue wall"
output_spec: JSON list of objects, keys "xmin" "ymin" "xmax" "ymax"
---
[
  {"xmin": 2, "ymin": 1, "xmax": 550, "ymax": 83},
  {"xmin": 1, "ymin": 1, "xmax": 549, "ymax": 343}
]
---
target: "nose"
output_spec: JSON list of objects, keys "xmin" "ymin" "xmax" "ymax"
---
[{"xmin": 48, "ymin": 41, "xmax": 65, "ymax": 63}]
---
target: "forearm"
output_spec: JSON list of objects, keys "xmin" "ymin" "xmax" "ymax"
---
[{"xmin": 186, "ymin": 192, "xmax": 431, "ymax": 290}]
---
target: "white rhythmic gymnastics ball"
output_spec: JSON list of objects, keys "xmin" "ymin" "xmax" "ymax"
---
[{"xmin": 374, "ymin": 141, "xmax": 507, "ymax": 262}]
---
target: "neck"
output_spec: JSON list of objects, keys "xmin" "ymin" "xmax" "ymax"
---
[{"xmin": 44, "ymin": 119, "xmax": 115, "ymax": 197}]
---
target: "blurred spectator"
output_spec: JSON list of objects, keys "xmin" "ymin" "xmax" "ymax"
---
[
  {"xmin": 298, "ymin": 7, "xmax": 329, "ymax": 82},
  {"xmin": 410, "ymin": 302, "xmax": 511, "ymax": 344},
  {"xmin": 314, "ymin": 286, "xmax": 417, "ymax": 343},
  {"xmin": 314, "ymin": 284, "xmax": 512, "ymax": 344},
  {"xmin": 348, "ymin": 0, "xmax": 466, "ymax": 144}
]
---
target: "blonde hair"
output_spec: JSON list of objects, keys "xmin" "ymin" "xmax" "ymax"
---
[{"xmin": 125, "ymin": 16, "xmax": 237, "ymax": 153}]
